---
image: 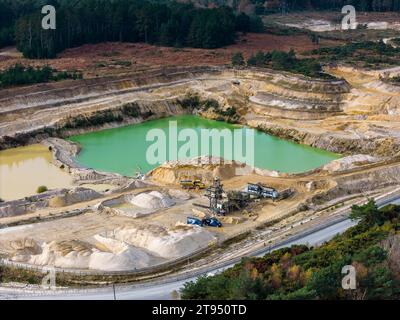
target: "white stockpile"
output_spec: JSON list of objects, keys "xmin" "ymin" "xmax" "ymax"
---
[
  {"xmin": 129, "ymin": 191, "xmax": 176, "ymax": 210},
  {"xmin": 10, "ymin": 223, "xmax": 216, "ymax": 272}
]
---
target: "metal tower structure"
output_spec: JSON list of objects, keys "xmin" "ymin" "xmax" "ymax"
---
[{"xmin": 205, "ymin": 177, "xmax": 224, "ymax": 214}]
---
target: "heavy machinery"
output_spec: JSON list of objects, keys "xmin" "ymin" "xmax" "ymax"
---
[
  {"xmin": 205, "ymin": 177, "xmax": 225, "ymax": 215},
  {"xmin": 205, "ymin": 178, "xmax": 254, "ymax": 215},
  {"xmin": 187, "ymin": 217, "xmax": 222, "ymax": 228},
  {"xmin": 227, "ymin": 191, "xmax": 251, "ymax": 210},
  {"xmin": 200, "ymin": 179, "xmax": 284, "ymax": 216},
  {"xmin": 203, "ymin": 217, "xmax": 223, "ymax": 228},
  {"xmin": 246, "ymin": 183, "xmax": 279, "ymax": 200},
  {"xmin": 187, "ymin": 217, "xmax": 203, "ymax": 227},
  {"xmin": 180, "ymin": 179, "xmax": 206, "ymax": 190}
]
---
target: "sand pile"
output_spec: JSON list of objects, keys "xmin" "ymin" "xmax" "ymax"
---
[
  {"xmin": 103, "ymin": 223, "xmax": 216, "ymax": 259},
  {"xmin": 219, "ymin": 216, "xmax": 246, "ymax": 225},
  {"xmin": 10, "ymin": 223, "xmax": 215, "ymax": 270},
  {"xmin": 12, "ymin": 238, "xmax": 154, "ymax": 271},
  {"xmin": 13, "ymin": 240, "xmax": 94, "ymax": 269},
  {"xmin": 10, "ymin": 239, "xmax": 41, "ymax": 256},
  {"xmin": 90, "ymin": 235, "xmax": 151, "ymax": 271},
  {"xmin": 168, "ymin": 189, "xmax": 191, "ymax": 201},
  {"xmin": 192, "ymin": 208, "xmax": 207, "ymax": 219},
  {"xmin": 323, "ymin": 154, "xmax": 379, "ymax": 173},
  {"xmin": 129, "ymin": 191, "xmax": 175, "ymax": 210},
  {"xmin": 98, "ymin": 190, "xmax": 179, "ymax": 218},
  {"xmin": 147, "ymin": 156, "xmax": 251, "ymax": 185},
  {"xmin": 48, "ymin": 188, "xmax": 101, "ymax": 208}
]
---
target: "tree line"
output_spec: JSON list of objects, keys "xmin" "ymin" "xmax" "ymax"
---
[
  {"xmin": 181, "ymin": 200, "xmax": 400, "ymax": 300},
  {"xmin": 0, "ymin": 0, "xmax": 263, "ymax": 59},
  {"xmin": 197, "ymin": 0, "xmax": 400, "ymax": 13},
  {"xmin": 178, "ymin": 0, "xmax": 400, "ymax": 13}
]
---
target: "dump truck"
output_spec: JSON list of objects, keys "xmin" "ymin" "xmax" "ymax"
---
[{"xmin": 180, "ymin": 179, "xmax": 206, "ymax": 190}]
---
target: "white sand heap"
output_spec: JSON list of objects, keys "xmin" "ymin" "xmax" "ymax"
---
[
  {"xmin": 12, "ymin": 238, "xmax": 154, "ymax": 271},
  {"xmin": 98, "ymin": 190, "xmax": 179, "ymax": 218},
  {"xmin": 103, "ymin": 223, "xmax": 216, "ymax": 259},
  {"xmin": 322, "ymin": 154, "xmax": 379, "ymax": 173},
  {"xmin": 90, "ymin": 235, "xmax": 151, "ymax": 271},
  {"xmin": 10, "ymin": 224, "xmax": 216, "ymax": 271},
  {"xmin": 168, "ymin": 189, "xmax": 191, "ymax": 201},
  {"xmin": 128, "ymin": 191, "xmax": 175, "ymax": 210}
]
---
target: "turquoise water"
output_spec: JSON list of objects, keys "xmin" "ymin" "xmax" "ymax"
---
[{"xmin": 69, "ymin": 115, "xmax": 340, "ymax": 176}]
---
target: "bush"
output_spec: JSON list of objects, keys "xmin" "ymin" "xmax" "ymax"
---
[
  {"xmin": 0, "ymin": 64, "xmax": 82, "ymax": 88},
  {"xmin": 36, "ymin": 186, "xmax": 48, "ymax": 194},
  {"xmin": 203, "ymin": 99, "xmax": 220, "ymax": 111},
  {"xmin": 247, "ymin": 51, "xmax": 272, "ymax": 67},
  {"xmin": 244, "ymin": 49, "xmax": 326, "ymax": 78},
  {"xmin": 231, "ymin": 52, "xmax": 245, "ymax": 67},
  {"xmin": 177, "ymin": 94, "xmax": 201, "ymax": 110},
  {"xmin": 121, "ymin": 102, "xmax": 141, "ymax": 118}
]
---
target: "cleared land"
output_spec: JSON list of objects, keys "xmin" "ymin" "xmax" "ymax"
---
[{"xmin": 0, "ymin": 33, "xmax": 341, "ymax": 77}]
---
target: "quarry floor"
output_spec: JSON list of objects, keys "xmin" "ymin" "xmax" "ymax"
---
[
  {"xmin": 1, "ymin": 60, "xmax": 400, "ymax": 275},
  {"xmin": 0, "ymin": 173, "xmax": 307, "ymax": 256}
]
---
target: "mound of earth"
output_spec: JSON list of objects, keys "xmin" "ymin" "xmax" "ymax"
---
[
  {"xmin": 48, "ymin": 187, "xmax": 102, "ymax": 208},
  {"xmin": 12, "ymin": 240, "xmax": 93, "ymax": 269},
  {"xmin": 103, "ymin": 223, "xmax": 216, "ymax": 259},
  {"xmin": 147, "ymin": 156, "xmax": 255, "ymax": 185},
  {"xmin": 322, "ymin": 154, "xmax": 380, "ymax": 173},
  {"xmin": 9, "ymin": 223, "xmax": 216, "ymax": 271},
  {"xmin": 11, "ymin": 238, "xmax": 154, "ymax": 271},
  {"xmin": 128, "ymin": 191, "xmax": 175, "ymax": 210},
  {"xmin": 168, "ymin": 189, "xmax": 191, "ymax": 201}
]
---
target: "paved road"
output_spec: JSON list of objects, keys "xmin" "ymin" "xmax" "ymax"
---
[{"xmin": 2, "ymin": 195, "xmax": 400, "ymax": 300}]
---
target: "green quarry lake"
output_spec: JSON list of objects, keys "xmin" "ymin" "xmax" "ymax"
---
[{"xmin": 69, "ymin": 115, "xmax": 340, "ymax": 176}]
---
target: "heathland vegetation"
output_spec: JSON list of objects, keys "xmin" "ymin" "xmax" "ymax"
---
[
  {"xmin": 232, "ymin": 50, "xmax": 328, "ymax": 78},
  {"xmin": 181, "ymin": 200, "xmax": 400, "ymax": 300},
  {"xmin": 309, "ymin": 40, "xmax": 400, "ymax": 69}
]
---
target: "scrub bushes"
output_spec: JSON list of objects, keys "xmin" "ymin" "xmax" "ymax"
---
[
  {"xmin": 36, "ymin": 186, "xmax": 48, "ymax": 194},
  {"xmin": 0, "ymin": 64, "xmax": 82, "ymax": 88}
]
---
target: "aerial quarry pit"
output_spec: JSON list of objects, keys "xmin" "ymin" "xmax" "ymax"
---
[{"xmin": 0, "ymin": 63, "xmax": 400, "ymax": 284}]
